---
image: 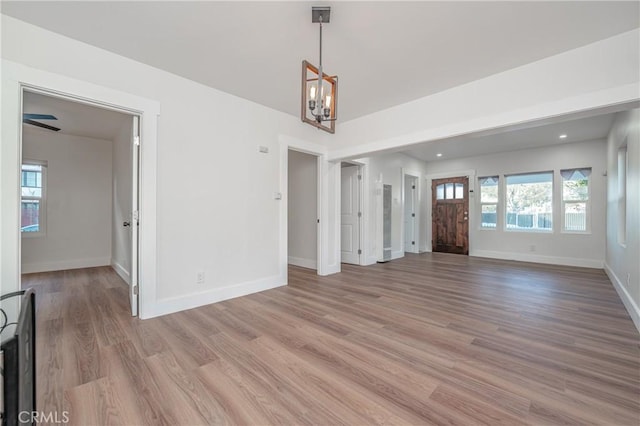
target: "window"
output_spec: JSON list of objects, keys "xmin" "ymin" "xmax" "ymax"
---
[
  {"xmin": 21, "ymin": 161, "xmax": 46, "ymax": 235},
  {"xmin": 561, "ymin": 168, "xmax": 591, "ymax": 232},
  {"xmin": 505, "ymin": 172, "xmax": 553, "ymax": 231},
  {"xmin": 435, "ymin": 182, "xmax": 464, "ymax": 200},
  {"xmin": 479, "ymin": 176, "xmax": 498, "ymax": 228}
]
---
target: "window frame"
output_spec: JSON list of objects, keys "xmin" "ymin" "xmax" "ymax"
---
[
  {"xmin": 21, "ymin": 159, "xmax": 47, "ymax": 238},
  {"xmin": 504, "ymin": 171, "xmax": 554, "ymax": 233},
  {"xmin": 560, "ymin": 168, "xmax": 591, "ymax": 234},
  {"xmin": 478, "ymin": 176, "xmax": 499, "ymax": 230}
]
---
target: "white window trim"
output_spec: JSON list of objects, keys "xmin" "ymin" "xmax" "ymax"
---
[
  {"xmin": 21, "ymin": 159, "xmax": 47, "ymax": 238},
  {"xmin": 478, "ymin": 176, "xmax": 499, "ymax": 230},
  {"xmin": 560, "ymin": 170, "xmax": 591, "ymax": 234}
]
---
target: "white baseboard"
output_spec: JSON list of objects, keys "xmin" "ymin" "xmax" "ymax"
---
[
  {"xmin": 321, "ymin": 262, "xmax": 341, "ymax": 276},
  {"xmin": 21, "ymin": 256, "xmax": 111, "ymax": 274},
  {"xmin": 363, "ymin": 255, "xmax": 378, "ymax": 266},
  {"xmin": 604, "ymin": 262, "xmax": 640, "ymax": 334},
  {"xmin": 288, "ymin": 256, "xmax": 317, "ymax": 270},
  {"xmin": 391, "ymin": 250, "xmax": 404, "ymax": 260},
  {"xmin": 471, "ymin": 250, "xmax": 603, "ymax": 269},
  {"xmin": 149, "ymin": 274, "xmax": 286, "ymax": 318},
  {"xmin": 111, "ymin": 261, "xmax": 130, "ymax": 285}
]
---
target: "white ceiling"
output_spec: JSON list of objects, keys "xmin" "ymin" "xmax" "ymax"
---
[
  {"xmin": 23, "ymin": 91, "xmax": 131, "ymax": 140},
  {"xmin": 399, "ymin": 112, "xmax": 616, "ymax": 162},
  {"xmin": 2, "ymin": 1, "xmax": 638, "ymax": 122}
]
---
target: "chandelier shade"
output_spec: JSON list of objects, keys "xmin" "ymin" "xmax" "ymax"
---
[{"xmin": 301, "ymin": 60, "xmax": 337, "ymax": 133}]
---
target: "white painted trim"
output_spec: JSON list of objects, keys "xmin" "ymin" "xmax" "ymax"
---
[
  {"xmin": 279, "ymin": 134, "xmax": 336, "ymax": 279},
  {"xmin": 425, "ymin": 169, "xmax": 477, "ymax": 182},
  {"xmin": 149, "ymin": 275, "xmax": 286, "ymax": 318},
  {"xmin": 472, "ymin": 250, "xmax": 603, "ymax": 269},
  {"xmin": 22, "ymin": 257, "xmax": 111, "ymax": 274},
  {"xmin": 326, "ymin": 161, "xmax": 342, "ymax": 274},
  {"xmin": 111, "ymin": 261, "xmax": 130, "ymax": 285},
  {"xmin": 391, "ymin": 250, "xmax": 404, "ymax": 260},
  {"xmin": 288, "ymin": 256, "xmax": 317, "ymax": 270},
  {"xmin": 604, "ymin": 262, "xmax": 640, "ymax": 334},
  {"xmin": 327, "ymin": 83, "xmax": 639, "ymax": 161},
  {"xmin": 2, "ymin": 60, "xmax": 159, "ymax": 319}
]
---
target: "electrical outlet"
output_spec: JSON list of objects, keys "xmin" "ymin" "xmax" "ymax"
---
[{"xmin": 196, "ymin": 271, "xmax": 205, "ymax": 284}]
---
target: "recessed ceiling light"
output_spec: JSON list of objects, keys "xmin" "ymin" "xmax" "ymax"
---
[
  {"xmin": 559, "ymin": 134, "xmax": 568, "ymax": 139},
  {"xmin": 436, "ymin": 153, "xmax": 443, "ymax": 157}
]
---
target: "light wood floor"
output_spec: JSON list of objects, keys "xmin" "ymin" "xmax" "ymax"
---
[{"xmin": 23, "ymin": 253, "xmax": 640, "ymax": 425}]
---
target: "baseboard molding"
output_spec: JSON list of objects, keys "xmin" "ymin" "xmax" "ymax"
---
[
  {"xmin": 111, "ymin": 261, "xmax": 130, "ymax": 285},
  {"xmin": 391, "ymin": 250, "xmax": 404, "ymax": 260},
  {"xmin": 471, "ymin": 250, "xmax": 603, "ymax": 269},
  {"xmin": 363, "ymin": 255, "xmax": 378, "ymax": 266},
  {"xmin": 149, "ymin": 274, "xmax": 286, "ymax": 318},
  {"xmin": 288, "ymin": 256, "xmax": 317, "ymax": 270},
  {"xmin": 321, "ymin": 262, "xmax": 341, "ymax": 276},
  {"xmin": 604, "ymin": 262, "xmax": 640, "ymax": 334},
  {"xmin": 21, "ymin": 256, "xmax": 111, "ymax": 274}
]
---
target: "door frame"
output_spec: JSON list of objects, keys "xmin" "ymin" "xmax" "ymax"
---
[
  {"xmin": 401, "ymin": 170, "xmax": 420, "ymax": 254},
  {"xmin": 18, "ymin": 86, "xmax": 143, "ymax": 315},
  {"xmin": 286, "ymin": 148, "xmax": 320, "ymax": 271},
  {"xmin": 279, "ymin": 135, "xmax": 328, "ymax": 276},
  {"xmin": 425, "ymin": 169, "xmax": 476, "ymax": 253},
  {"xmin": 340, "ymin": 161, "xmax": 365, "ymax": 265},
  {"xmin": 2, "ymin": 64, "xmax": 160, "ymax": 318}
]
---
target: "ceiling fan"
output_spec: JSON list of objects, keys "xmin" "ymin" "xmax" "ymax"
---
[{"xmin": 22, "ymin": 113, "xmax": 60, "ymax": 132}]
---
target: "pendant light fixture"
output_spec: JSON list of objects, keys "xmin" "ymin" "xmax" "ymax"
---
[{"xmin": 301, "ymin": 6, "xmax": 338, "ymax": 133}]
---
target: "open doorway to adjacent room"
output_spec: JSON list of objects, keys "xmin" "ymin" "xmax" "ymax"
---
[
  {"xmin": 287, "ymin": 149, "xmax": 319, "ymax": 271},
  {"xmin": 19, "ymin": 89, "xmax": 141, "ymax": 316}
]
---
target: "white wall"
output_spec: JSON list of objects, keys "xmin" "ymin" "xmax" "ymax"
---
[
  {"xmin": 424, "ymin": 140, "xmax": 607, "ymax": 268},
  {"xmin": 605, "ymin": 109, "xmax": 640, "ymax": 332},
  {"xmin": 1, "ymin": 15, "xmax": 329, "ymax": 318},
  {"xmin": 363, "ymin": 152, "xmax": 428, "ymax": 263},
  {"xmin": 21, "ymin": 127, "xmax": 113, "ymax": 273},
  {"xmin": 112, "ymin": 118, "xmax": 133, "ymax": 283},
  {"xmin": 287, "ymin": 150, "xmax": 317, "ymax": 269},
  {"xmin": 328, "ymin": 29, "xmax": 639, "ymax": 160}
]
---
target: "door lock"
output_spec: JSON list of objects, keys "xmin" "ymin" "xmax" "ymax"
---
[{"xmin": 123, "ymin": 221, "xmax": 131, "ymax": 227}]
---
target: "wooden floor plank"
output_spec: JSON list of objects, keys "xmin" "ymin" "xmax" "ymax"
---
[{"xmin": 22, "ymin": 253, "xmax": 640, "ymax": 425}]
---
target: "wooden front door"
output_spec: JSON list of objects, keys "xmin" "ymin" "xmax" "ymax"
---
[{"xmin": 432, "ymin": 176, "xmax": 469, "ymax": 255}]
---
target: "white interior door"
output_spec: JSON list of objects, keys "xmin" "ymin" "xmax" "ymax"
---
[
  {"xmin": 341, "ymin": 165, "xmax": 361, "ymax": 264},
  {"xmin": 129, "ymin": 115, "xmax": 140, "ymax": 316},
  {"xmin": 404, "ymin": 175, "xmax": 417, "ymax": 253}
]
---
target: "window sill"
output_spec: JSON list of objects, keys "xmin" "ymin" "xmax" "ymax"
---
[
  {"xmin": 561, "ymin": 230, "xmax": 592, "ymax": 235},
  {"xmin": 504, "ymin": 228, "xmax": 553, "ymax": 233},
  {"xmin": 21, "ymin": 232, "xmax": 45, "ymax": 239}
]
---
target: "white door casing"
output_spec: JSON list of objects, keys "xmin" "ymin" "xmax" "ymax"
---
[
  {"xmin": 341, "ymin": 165, "xmax": 361, "ymax": 264},
  {"xmin": 130, "ymin": 115, "xmax": 140, "ymax": 316}
]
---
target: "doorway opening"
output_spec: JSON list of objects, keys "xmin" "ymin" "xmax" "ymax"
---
[
  {"xmin": 431, "ymin": 176, "xmax": 469, "ymax": 255},
  {"xmin": 19, "ymin": 88, "xmax": 141, "ymax": 316},
  {"xmin": 287, "ymin": 149, "xmax": 319, "ymax": 271}
]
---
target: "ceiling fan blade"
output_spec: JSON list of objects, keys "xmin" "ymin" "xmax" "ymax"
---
[
  {"xmin": 23, "ymin": 113, "xmax": 57, "ymax": 121},
  {"xmin": 23, "ymin": 119, "xmax": 61, "ymax": 132}
]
